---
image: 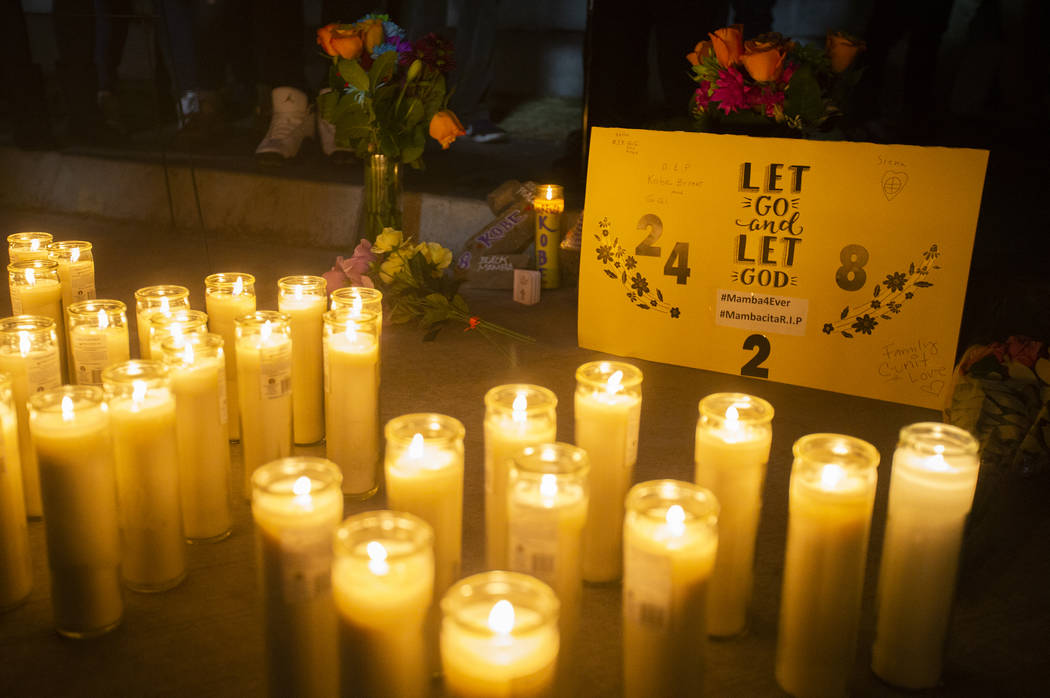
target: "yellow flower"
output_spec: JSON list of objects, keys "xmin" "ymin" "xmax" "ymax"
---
[
  {"xmin": 379, "ymin": 254, "xmax": 405, "ymax": 283},
  {"xmin": 372, "ymin": 227, "xmax": 404, "ymax": 254},
  {"xmin": 417, "ymin": 241, "xmax": 452, "ymax": 272}
]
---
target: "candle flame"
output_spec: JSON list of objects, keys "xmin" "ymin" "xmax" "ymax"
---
[
  {"xmin": 512, "ymin": 390, "xmax": 528, "ymax": 423},
  {"xmin": 344, "ymin": 320, "xmax": 357, "ymax": 343},
  {"xmin": 820, "ymin": 464, "xmax": 847, "ymax": 490},
  {"xmin": 70, "ymin": 247, "xmax": 81, "ymax": 264},
  {"xmin": 25, "ymin": 268, "xmax": 35, "ymax": 285},
  {"xmin": 181, "ymin": 342, "xmax": 195, "ymax": 364},
  {"xmin": 545, "ymin": 186, "xmax": 554, "ymax": 201},
  {"xmin": 232, "ymin": 277, "xmax": 244, "ymax": 295},
  {"xmin": 488, "ymin": 599, "xmax": 515, "ymax": 634},
  {"xmin": 61, "ymin": 395, "xmax": 75, "ymax": 421},
  {"xmin": 726, "ymin": 404, "xmax": 740, "ymax": 423},
  {"xmin": 29, "ymin": 239, "xmax": 40, "ymax": 252},
  {"xmin": 131, "ymin": 380, "xmax": 148, "ymax": 408},
  {"xmin": 366, "ymin": 541, "xmax": 390, "ymax": 576},
  {"xmin": 293, "ymin": 285, "xmax": 303, "ymax": 301},
  {"xmin": 97, "ymin": 308, "xmax": 109, "ymax": 329},
  {"xmin": 260, "ymin": 321, "xmax": 272, "ymax": 342},
  {"xmin": 18, "ymin": 331, "xmax": 31, "ymax": 356},
  {"xmin": 666, "ymin": 504, "xmax": 686, "ymax": 537},
  {"xmin": 292, "ymin": 476, "xmax": 312, "ymax": 496},
  {"xmin": 539, "ymin": 473, "xmax": 558, "ymax": 499},
  {"xmin": 408, "ymin": 432, "xmax": 424, "ymax": 459},
  {"xmin": 352, "ymin": 291, "xmax": 363, "ymax": 317},
  {"xmin": 606, "ymin": 370, "xmax": 624, "ymax": 394},
  {"xmin": 159, "ymin": 297, "xmax": 170, "ymax": 315}
]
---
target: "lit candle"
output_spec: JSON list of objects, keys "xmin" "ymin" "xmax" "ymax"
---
[
  {"xmin": 278, "ymin": 275, "xmax": 327, "ymax": 445},
  {"xmin": 483, "ymin": 384, "xmax": 558, "ymax": 569},
  {"xmin": 133, "ymin": 284, "xmax": 190, "ymax": 360},
  {"xmin": 159, "ymin": 333, "xmax": 232, "ymax": 542},
  {"xmin": 148, "ymin": 308, "xmax": 208, "ymax": 359},
  {"xmin": 236, "ymin": 311, "xmax": 293, "ymax": 496},
  {"xmin": 508, "ymin": 443, "xmax": 588, "ymax": 694},
  {"xmin": 252, "ymin": 457, "xmax": 342, "ymax": 698},
  {"xmin": 441, "ymin": 571, "xmax": 560, "ymax": 697},
  {"xmin": 693, "ymin": 392, "xmax": 774, "ymax": 637},
  {"xmin": 333, "ymin": 510, "xmax": 435, "ymax": 698},
  {"xmin": 103, "ymin": 361, "xmax": 186, "ymax": 591},
  {"xmin": 67, "ymin": 299, "xmax": 130, "ymax": 386},
  {"xmin": 533, "ymin": 184, "xmax": 565, "ymax": 289},
  {"xmin": 29, "ymin": 386, "xmax": 122, "ymax": 638},
  {"xmin": 0, "ymin": 316, "xmax": 62, "ymax": 517},
  {"xmin": 872, "ymin": 422, "xmax": 980, "ymax": 689},
  {"xmin": 0, "ymin": 373, "xmax": 32, "ymax": 609},
  {"xmin": 329, "ymin": 286, "xmax": 383, "ymax": 374},
  {"xmin": 575, "ymin": 360, "xmax": 643, "ymax": 582},
  {"xmin": 775, "ymin": 434, "xmax": 879, "ymax": 698},
  {"xmin": 8, "ymin": 232, "xmax": 53, "ymax": 264},
  {"xmin": 323, "ymin": 308, "xmax": 379, "ymax": 497},
  {"xmin": 48, "ymin": 241, "xmax": 96, "ymax": 379},
  {"xmin": 9, "ymin": 259, "xmax": 68, "ymax": 382},
  {"xmin": 204, "ymin": 273, "xmax": 254, "ymax": 441},
  {"xmin": 623, "ymin": 479, "xmax": 719, "ymax": 698}
]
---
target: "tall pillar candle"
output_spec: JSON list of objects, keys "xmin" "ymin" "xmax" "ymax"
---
[
  {"xmin": 103, "ymin": 360, "xmax": 186, "ymax": 591},
  {"xmin": 236, "ymin": 311, "xmax": 293, "ymax": 497},
  {"xmin": 0, "ymin": 316, "xmax": 62, "ymax": 517},
  {"xmin": 133, "ymin": 284, "xmax": 190, "ymax": 360},
  {"xmin": 623, "ymin": 479, "xmax": 719, "ymax": 698},
  {"xmin": 160, "ymin": 333, "xmax": 232, "ymax": 542},
  {"xmin": 534, "ymin": 184, "xmax": 564, "ymax": 289},
  {"xmin": 872, "ymin": 423, "xmax": 980, "ymax": 689},
  {"xmin": 334, "ymin": 510, "xmax": 435, "ymax": 698},
  {"xmin": 252, "ymin": 457, "xmax": 342, "ymax": 698},
  {"xmin": 775, "ymin": 434, "xmax": 879, "ymax": 698},
  {"xmin": 0, "ymin": 373, "xmax": 32, "ymax": 609},
  {"xmin": 148, "ymin": 308, "xmax": 208, "ymax": 359},
  {"xmin": 483, "ymin": 384, "xmax": 557, "ymax": 569},
  {"xmin": 9, "ymin": 259, "xmax": 67, "ymax": 382},
  {"xmin": 330, "ymin": 286, "xmax": 383, "ymax": 376},
  {"xmin": 278, "ymin": 275, "xmax": 326, "ymax": 445},
  {"xmin": 441, "ymin": 571, "xmax": 560, "ymax": 697},
  {"xmin": 575, "ymin": 361, "xmax": 643, "ymax": 582},
  {"xmin": 67, "ymin": 299, "xmax": 130, "ymax": 386},
  {"xmin": 49, "ymin": 241, "xmax": 95, "ymax": 378},
  {"xmin": 8, "ymin": 232, "xmax": 52, "ymax": 264},
  {"xmin": 204, "ymin": 274, "xmax": 254, "ymax": 440},
  {"xmin": 323, "ymin": 308, "xmax": 379, "ymax": 497},
  {"xmin": 508, "ymin": 442, "xmax": 588, "ymax": 694},
  {"xmin": 694, "ymin": 392, "xmax": 774, "ymax": 637},
  {"xmin": 29, "ymin": 386, "xmax": 122, "ymax": 638}
]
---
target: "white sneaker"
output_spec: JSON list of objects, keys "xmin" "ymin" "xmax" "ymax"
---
[
  {"xmin": 317, "ymin": 89, "xmax": 355, "ymax": 163},
  {"xmin": 255, "ymin": 87, "xmax": 314, "ymax": 164}
]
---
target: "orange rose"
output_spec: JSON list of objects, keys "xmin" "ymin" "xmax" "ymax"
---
[
  {"xmin": 429, "ymin": 110, "xmax": 466, "ymax": 149},
  {"xmin": 826, "ymin": 31, "xmax": 865, "ymax": 73},
  {"xmin": 708, "ymin": 25, "xmax": 744, "ymax": 66},
  {"xmin": 740, "ymin": 36, "xmax": 788, "ymax": 82},
  {"xmin": 357, "ymin": 19, "xmax": 385, "ymax": 51},
  {"xmin": 686, "ymin": 40, "xmax": 713, "ymax": 66},
  {"xmin": 330, "ymin": 30, "xmax": 364, "ymax": 60},
  {"xmin": 317, "ymin": 23, "xmax": 336, "ymax": 56}
]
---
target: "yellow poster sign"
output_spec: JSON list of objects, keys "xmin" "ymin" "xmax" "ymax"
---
[{"xmin": 578, "ymin": 127, "xmax": 988, "ymax": 409}]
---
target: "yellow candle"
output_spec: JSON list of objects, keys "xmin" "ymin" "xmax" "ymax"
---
[
  {"xmin": 278, "ymin": 275, "xmax": 326, "ymax": 445},
  {"xmin": 8, "ymin": 232, "xmax": 53, "ymax": 264},
  {"xmin": 483, "ymin": 384, "xmax": 557, "ymax": 569},
  {"xmin": 9, "ymin": 259, "xmax": 67, "ymax": 382},
  {"xmin": 329, "ymin": 286, "xmax": 383, "ymax": 375},
  {"xmin": 872, "ymin": 423, "xmax": 980, "ymax": 689},
  {"xmin": 333, "ymin": 511, "xmax": 435, "ymax": 698},
  {"xmin": 133, "ymin": 284, "xmax": 190, "ymax": 361},
  {"xmin": 0, "ymin": 373, "xmax": 32, "ymax": 609},
  {"xmin": 693, "ymin": 392, "xmax": 774, "ymax": 637},
  {"xmin": 441, "ymin": 571, "xmax": 560, "ymax": 697},
  {"xmin": 236, "ymin": 311, "xmax": 293, "ymax": 496},
  {"xmin": 49, "ymin": 241, "xmax": 96, "ymax": 379},
  {"xmin": 775, "ymin": 434, "xmax": 879, "ymax": 698},
  {"xmin": 29, "ymin": 386, "xmax": 122, "ymax": 638},
  {"xmin": 623, "ymin": 479, "xmax": 719, "ymax": 698},
  {"xmin": 323, "ymin": 309, "xmax": 379, "ymax": 497},
  {"xmin": 67, "ymin": 299, "xmax": 130, "ymax": 386},
  {"xmin": 160, "ymin": 333, "xmax": 232, "ymax": 542},
  {"xmin": 508, "ymin": 443, "xmax": 588, "ymax": 695},
  {"xmin": 204, "ymin": 274, "xmax": 254, "ymax": 440},
  {"xmin": 252, "ymin": 457, "xmax": 342, "ymax": 698},
  {"xmin": 0, "ymin": 316, "xmax": 62, "ymax": 518},
  {"xmin": 148, "ymin": 308, "xmax": 208, "ymax": 359},
  {"xmin": 104, "ymin": 360, "xmax": 186, "ymax": 592},
  {"xmin": 533, "ymin": 184, "xmax": 564, "ymax": 289},
  {"xmin": 575, "ymin": 361, "xmax": 643, "ymax": 582}
]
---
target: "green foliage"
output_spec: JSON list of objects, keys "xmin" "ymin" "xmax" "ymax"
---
[{"xmin": 784, "ymin": 64, "xmax": 825, "ymax": 125}]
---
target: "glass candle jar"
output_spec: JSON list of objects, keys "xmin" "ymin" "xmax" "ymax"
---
[
  {"xmin": 623, "ymin": 479, "xmax": 719, "ymax": 698},
  {"xmin": 441, "ymin": 571, "xmax": 560, "ymax": 697},
  {"xmin": 134, "ymin": 284, "xmax": 190, "ymax": 360},
  {"xmin": 66, "ymin": 299, "xmax": 130, "ymax": 386},
  {"xmin": 278, "ymin": 275, "xmax": 327, "ymax": 445},
  {"xmin": 323, "ymin": 308, "xmax": 380, "ymax": 498},
  {"xmin": 8, "ymin": 232, "xmax": 52, "ymax": 264},
  {"xmin": 8, "ymin": 259, "xmax": 67, "ymax": 381},
  {"xmin": 204, "ymin": 273, "xmax": 255, "ymax": 440},
  {"xmin": 693, "ymin": 392, "xmax": 774, "ymax": 637},
  {"xmin": 333, "ymin": 510, "xmax": 435, "ymax": 698},
  {"xmin": 330, "ymin": 286, "xmax": 384, "ymax": 377},
  {"xmin": 483, "ymin": 384, "xmax": 558, "ymax": 570},
  {"xmin": 148, "ymin": 308, "xmax": 208, "ymax": 359},
  {"xmin": 575, "ymin": 360, "xmax": 643, "ymax": 583},
  {"xmin": 0, "ymin": 372, "xmax": 32, "ymax": 609},
  {"xmin": 534, "ymin": 184, "xmax": 565, "ymax": 289},
  {"xmin": 47, "ymin": 240, "xmax": 95, "ymax": 311},
  {"xmin": 775, "ymin": 433, "xmax": 879, "ymax": 698},
  {"xmin": 29, "ymin": 385, "xmax": 122, "ymax": 638}
]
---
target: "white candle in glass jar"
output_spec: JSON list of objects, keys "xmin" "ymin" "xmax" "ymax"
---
[
  {"xmin": 775, "ymin": 434, "xmax": 879, "ymax": 698},
  {"xmin": 483, "ymin": 384, "xmax": 558, "ymax": 570},
  {"xmin": 279, "ymin": 276, "xmax": 326, "ymax": 445},
  {"xmin": 67, "ymin": 300, "xmax": 130, "ymax": 386},
  {"xmin": 575, "ymin": 361, "xmax": 643, "ymax": 583},
  {"xmin": 872, "ymin": 423, "xmax": 981, "ymax": 689},
  {"xmin": 9, "ymin": 260, "xmax": 67, "ymax": 383},
  {"xmin": 204, "ymin": 274, "xmax": 255, "ymax": 440},
  {"xmin": 29, "ymin": 386, "xmax": 123, "ymax": 638},
  {"xmin": 0, "ymin": 373, "xmax": 32, "ymax": 609},
  {"xmin": 333, "ymin": 511, "xmax": 434, "ymax": 698},
  {"xmin": 48, "ymin": 241, "xmax": 95, "ymax": 308},
  {"xmin": 133, "ymin": 284, "xmax": 190, "ymax": 361},
  {"xmin": 622, "ymin": 480, "xmax": 719, "ymax": 698},
  {"xmin": 148, "ymin": 308, "xmax": 208, "ymax": 360},
  {"xmin": 330, "ymin": 286, "xmax": 383, "ymax": 376},
  {"xmin": 8, "ymin": 232, "xmax": 53, "ymax": 264}
]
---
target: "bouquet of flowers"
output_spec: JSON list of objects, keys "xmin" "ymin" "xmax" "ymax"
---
[
  {"xmin": 316, "ymin": 14, "xmax": 465, "ymax": 167},
  {"xmin": 687, "ymin": 25, "xmax": 865, "ymax": 136},
  {"xmin": 323, "ymin": 228, "xmax": 533, "ymax": 343}
]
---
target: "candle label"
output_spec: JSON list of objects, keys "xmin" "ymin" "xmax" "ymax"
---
[
  {"xmin": 278, "ymin": 528, "xmax": 333, "ymax": 603},
  {"xmin": 70, "ymin": 263, "xmax": 96, "ymax": 301},
  {"xmin": 259, "ymin": 343, "xmax": 292, "ymax": 400},
  {"xmin": 625, "ymin": 403, "xmax": 641, "ymax": 465},
  {"xmin": 10, "ymin": 290, "xmax": 22, "ymax": 315},
  {"xmin": 624, "ymin": 545, "xmax": 672, "ymax": 631},
  {"xmin": 71, "ymin": 331, "xmax": 111, "ymax": 386},
  {"xmin": 509, "ymin": 517, "xmax": 559, "ymax": 582},
  {"xmin": 26, "ymin": 349, "xmax": 62, "ymax": 393}
]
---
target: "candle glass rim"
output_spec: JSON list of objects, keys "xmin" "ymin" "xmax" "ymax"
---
[
  {"xmin": 8, "ymin": 232, "xmax": 53, "ymax": 246},
  {"xmin": 323, "ymin": 308, "xmax": 380, "ymax": 334},
  {"xmin": 897, "ymin": 422, "xmax": 979, "ymax": 460},
  {"xmin": 160, "ymin": 331, "xmax": 224, "ymax": 364},
  {"xmin": 277, "ymin": 275, "xmax": 328, "ymax": 295},
  {"xmin": 204, "ymin": 273, "xmax": 255, "ymax": 294},
  {"xmin": 575, "ymin": 360, "xmax": 643, "ymax": 391},
  {"xmin": 148, "ymin": 308, "xmax": 208, "ymax": 328},
  {"xmin": 67, "ymin": 299, "xmax": 128, "ymax": 321},
  {"xmin": 512, "ymin": 442, "xmax": 590, "ymax": 478},
  {"xmin": 535, "ymin": 184, "xmax": 564, "ymax": 199},
  {"xmin": 251, "ymin": 456, "xmax": 343, "ymax": 498},
  {"xmin": 335, "ymin": 510, "xmax": 435, "ymax": 561},
  {"xmin": 102, "ymin": 360, "xmax": 171, "ymax": 394},
  {"xmin": 28, "ymin": 384, "xmax": 106, "ymax": 413},
  {"xmin": 792, "ymin": 433, "xmax": 880, "ymax": 486},
  {"xmin": 8, "ymin": 259, "xmax": 60, "ymax": 277},
  {"xmin": 46, "ymin": 240, "xmax": 93, "ymax": 256},
  {"xmin": 385, "ymin": 412, "xmax": 465, "ymax": 446},
  {"xmin": 626, "ymin": 478, "xmax": 720, "ymax": 525},
  {"xmin": 134, "ymin": 284, "xmax": 191, "ymax": 306},
  {"xmin": 234, "ymin": 310, "xmax": 291, "ymax": 336},
  {"xmin": 698, "ymin": 392, "xmax": 774, "ymax": 425},
  {"xmin": 0, "ymin": 314, "xmax": 58, "ymax": 336},
  {"xmin": 330, "ymin": 286, "xmax": 383, "ymax": 307},
  {"xmin": 441, "ymin": 570, "xmax": 560, "ymax": 635},
  {"xmin": 484, "ymin": 383, "xmax": 558, "ymax": 416}
]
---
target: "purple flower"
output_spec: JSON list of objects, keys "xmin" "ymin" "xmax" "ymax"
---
[{"xmin": 712, "ymin": 66, "xmax": 750, "ymax": 114}]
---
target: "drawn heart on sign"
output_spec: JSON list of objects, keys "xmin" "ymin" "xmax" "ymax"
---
[
  {"xmin": 920, "ymin": 380, "xmax": 945, "ymax": 396},
  {"xmin": 881, "ymin": 171, "xmax": 908, "ymax": 201}
]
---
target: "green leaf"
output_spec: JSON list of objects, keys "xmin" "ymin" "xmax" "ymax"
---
[
  {"xmin": 317, "ymin": 90, "xmax": 339, "ymax": 122},
  {"xmin": 379, "ymin": 132, "xmax": 399, "ymax": 158},
  {"xmin": 398, "ymin": 125, "xmax": 426, "ymax": 166},
  {"xmin": 451, "ymin": 294, "xmax": 469, "ymax": 314},
  {"xmin": 337, "ymin": 59, "xmax": 370, "ymax": 93},
  {"xmin": 403, "ymin": 98, "xmax": 425, "ymax": 128},
  {"xmin": 368, "ymin": 51, "xmax": 397, "ymax": 88},
  {"xmin": 784, "ymin": 65, "xmax": 824, "ymax": 124}
]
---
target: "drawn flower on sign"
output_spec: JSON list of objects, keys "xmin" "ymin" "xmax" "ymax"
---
[
  {"xmin": 670, "ymin": 307, "xmax": 681, "ymax": 319},
  {"xmin": 883, "ymin": 271, "xmax": 908, "ymax": 292},
  {"xmin": 630, "ymin": 273, "xmax": 650, "ymax": 296},
  {"xmin": 851, "ymin": 314, "xmax": 878, "ymax": 335},
  {"xmin": 593, "ymin": 216, "xmax": 679, "ymax": 317},
  {"xmin": 905, "ymin": 291, "xmax": 914, "ymax": 299},
  {"xmin": 596, "ymin": 245, "xmax": 613, "ymax": 263},
  {"xmin": 823, "ymin": 323, "xmax": 834, "ymax": 334},
  {"xmin": 870, "ymin": 299, "xmax": 881, "ymax": 310},
  {"xmin": 887, "ymin": 300, "xmax": 901, "ymax": 314},
  {"xmin": 624, "ymin": 256, "xmax": 637, "ymax": 270}
]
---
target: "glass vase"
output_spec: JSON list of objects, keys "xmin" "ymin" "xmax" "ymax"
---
[{"xmin": 361, "ymin": 153, "xmax": 402, "ymax": 243}]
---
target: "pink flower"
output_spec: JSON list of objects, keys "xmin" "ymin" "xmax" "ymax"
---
[
  {"xmin": 711, "ymin": 66, "xmax": 750, "ymax": 114},
  {"xmin": 694, "ymin": 82, "xmax": 713, "ymax": 111},
  {"xmin": 1005, "ymin": 335, "xmax": 1044, "ymax": 368},
  {"xmin": 748, "ymin": 84, "xmax": 786, "ymax": 117},
  {"xmin": 322, "ymin": 260, "xmax": 349, "ymax": 291},
  {"xmin": 322, "ymin": 239, "xmax": 377, "ymax": 292},
  {"xmin": 779, "ymin": 61, "xmax": 796, "ymax": 84}
]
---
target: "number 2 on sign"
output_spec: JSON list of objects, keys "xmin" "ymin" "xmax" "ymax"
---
[
  {"xmin": 740, "ymin": 334, "xmax": 770, "ymax": 378},
  {"xmin": 635, "ymin": 214, "xmax": 691, "ymax": 285}
]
